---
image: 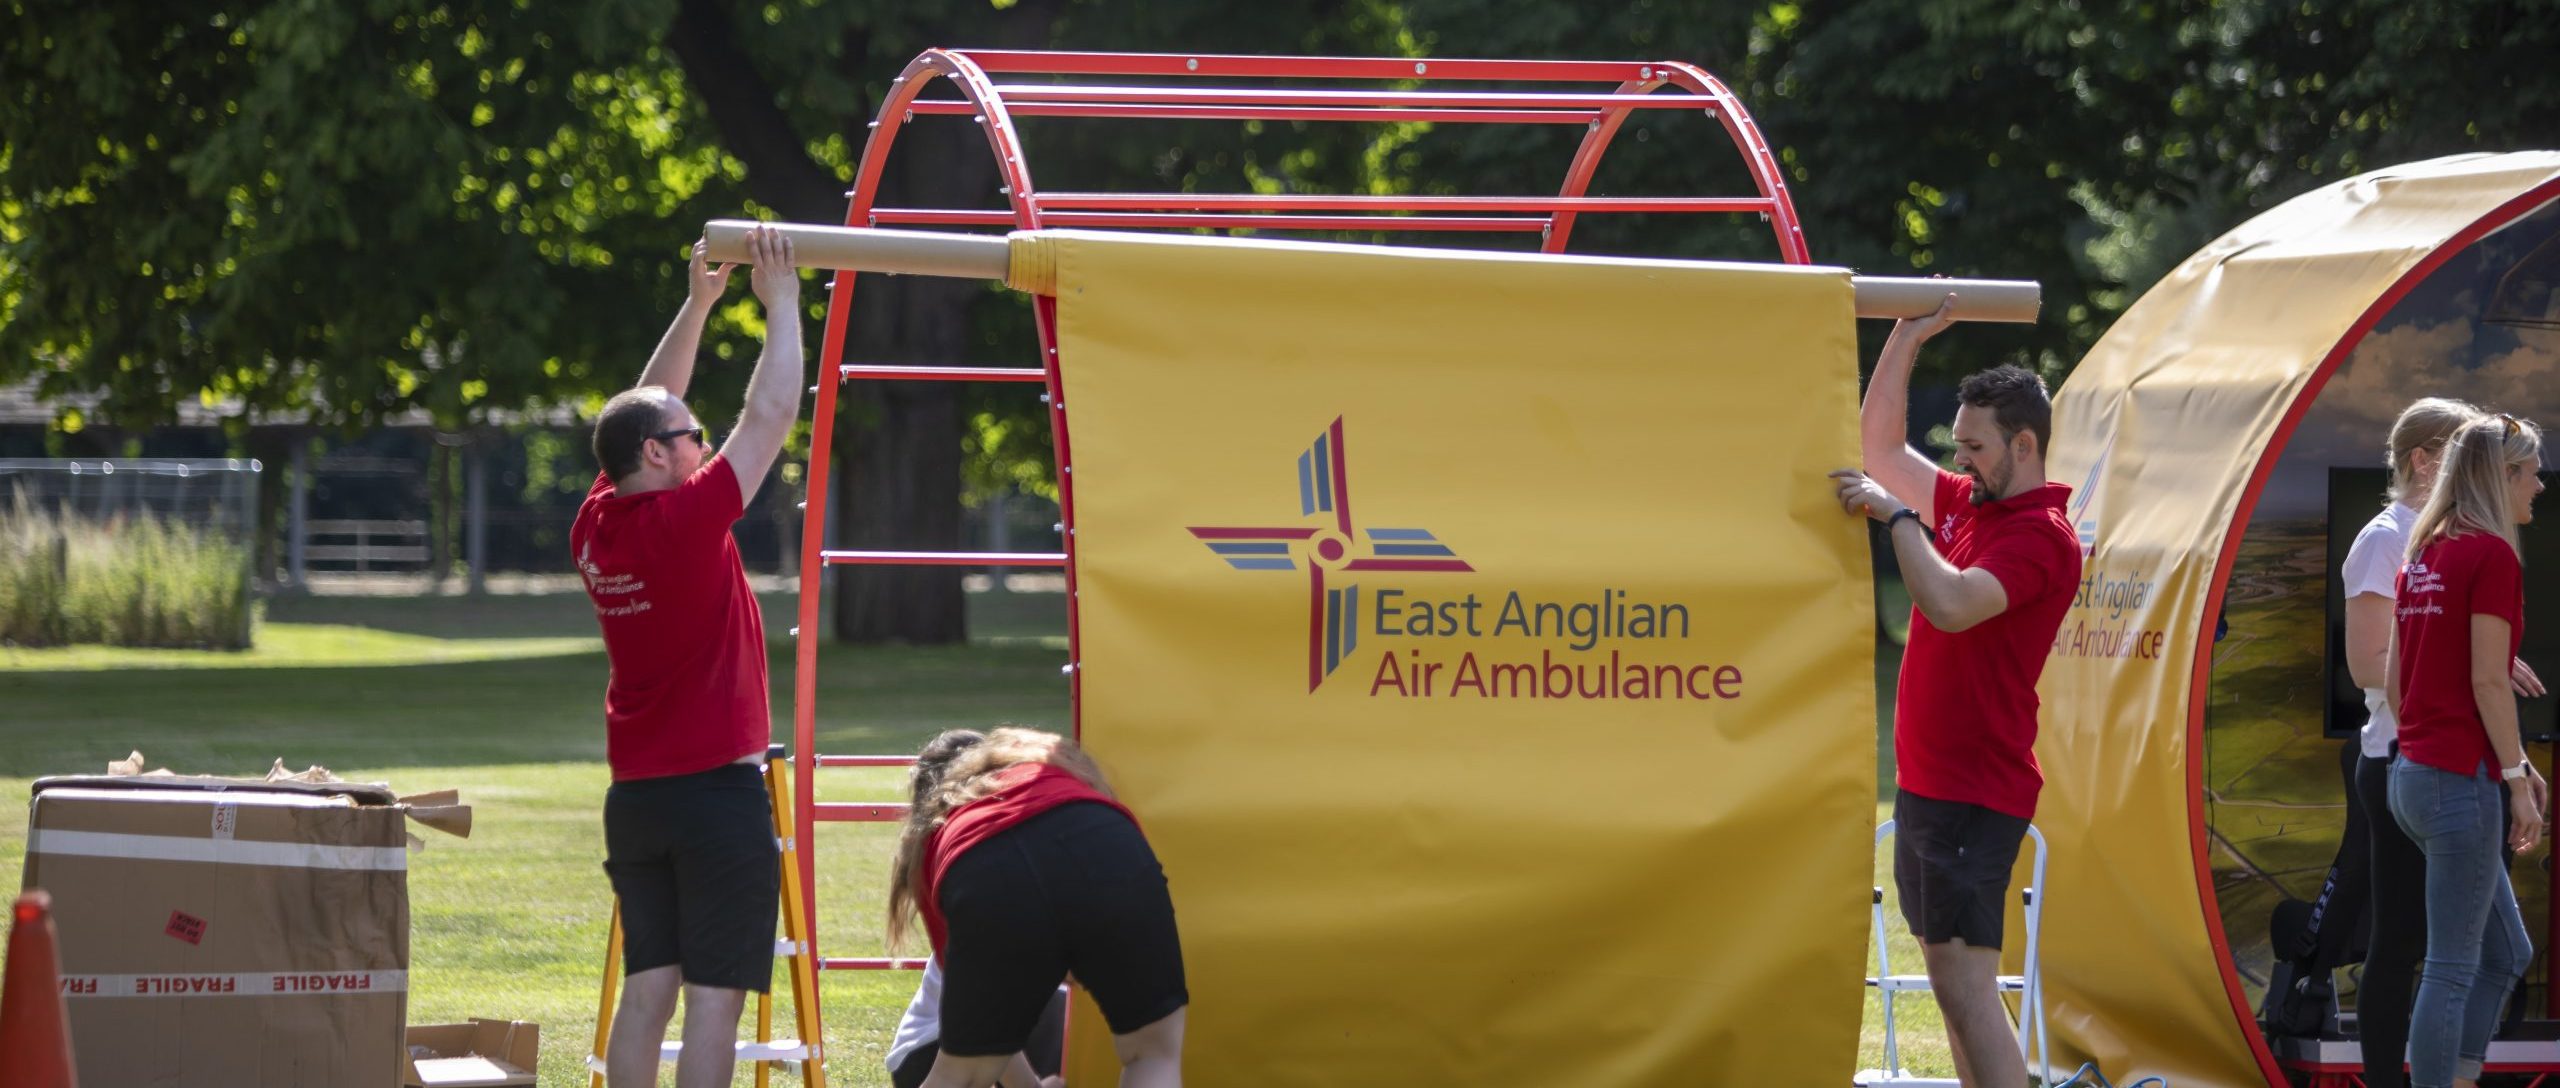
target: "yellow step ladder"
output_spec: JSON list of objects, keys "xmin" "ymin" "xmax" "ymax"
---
[{"xmin": 586, "ymin": 746, "xmax": 828, "ymax": 1088}]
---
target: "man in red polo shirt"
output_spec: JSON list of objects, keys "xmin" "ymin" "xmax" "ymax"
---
[
  {"xmin": 1831, "ymin": 296, "xmax": 2081, "ymax": 1088},
  {"xmin": 573, "ymin": 224, "xmax": 803, "ymax": 1088}
]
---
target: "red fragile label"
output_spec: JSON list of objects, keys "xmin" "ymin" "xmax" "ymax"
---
[{"xmin": 165, "ymin": 910, "xmax": 207, "ymax": 945}]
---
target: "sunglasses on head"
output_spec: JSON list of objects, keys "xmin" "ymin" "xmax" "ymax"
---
[{"xmin": 649, "ymin": 426, "xmax": 710, "ymax": 448}]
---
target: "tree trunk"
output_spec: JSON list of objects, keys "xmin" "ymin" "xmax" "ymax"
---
[
  {"xmin": 243, "ymin": 426, "xmax": 291, "ymax": 589},
  {"xmin": 427, "ymin": 441, "xmax": 451, "ymax": 587},
  {"xmin": 833, "ymin": 374, "xmax": 968, "ymax": 644},
  {"xmin": 830, "ymin": 120, "xmax": 994, "ymax": 645}
]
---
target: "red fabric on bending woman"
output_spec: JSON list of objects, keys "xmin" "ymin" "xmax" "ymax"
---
[{"xmin": 887, "ymin": 728, "xmax": 1188, "ymax": 1088}]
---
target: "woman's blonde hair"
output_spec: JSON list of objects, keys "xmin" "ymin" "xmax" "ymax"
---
[
  {"xmin": 2407, "ymin": 413, "xmax": 2544, "ymax": 561},
  {"xmin": 2385, "ymin": 397, "xmax": 2481, "ymax": 503},
  {"xmin": 884, "ymin": 726, "xmax": 1113, "ymax": 953}
]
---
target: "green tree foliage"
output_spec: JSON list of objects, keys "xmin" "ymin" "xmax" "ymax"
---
[
  {"xmin": 1397, "ymin": 0, "xmax": 2560, "ymax": 379},
  {"xmin": 0, "ymin": 0, "xmax": 751, "ymax": 434}
]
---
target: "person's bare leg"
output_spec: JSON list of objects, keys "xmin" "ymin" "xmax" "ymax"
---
[
  {"xmin": 919, "ymin": 1051, "xmax": 1012, "ymax": 1088},
  {"xmin": 1111, "ymin": 1006, "xmax": 1187, "ymax": 1088},
  {"xmin": 607, "ymin": 965, "xmax": 680, "ymax": 1088},
  {"xmin": 674, "ymin": 983, "xmax": 747, "ymax": 1088},
  {"xmin": 1922, "ymin": 939, "xmax": 2025, "ymax": 1087},
  {"xmin": 1943, "ymin": 1005, "xmax": 1980, "ymax": 1088}
]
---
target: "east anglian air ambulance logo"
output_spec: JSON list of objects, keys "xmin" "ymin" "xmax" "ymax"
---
[{"xmin": 1187, "ymin": 417, "xmax": 1472, "ymax": 691}]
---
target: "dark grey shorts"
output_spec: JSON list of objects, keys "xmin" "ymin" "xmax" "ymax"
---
[
  {"xmin": 1893, "ymin": 788, "xmax": 2030, "ymax": 948},
  {"xmin": 603, "ymin": 762, "xmax": 780, "ymax": 993}
]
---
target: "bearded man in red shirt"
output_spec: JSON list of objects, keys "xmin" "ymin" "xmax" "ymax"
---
[
  {"xmin": 1832, "ymin": 296, "xmax": 2082, "ymax": 1088},
  {"xmin": 573, "ymin": 224, "xmax": 804, "ymax": 1088}
]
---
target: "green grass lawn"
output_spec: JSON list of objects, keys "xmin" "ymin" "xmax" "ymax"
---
[{"xmin": 0, "ymin": 584, "xmax": 1972, "ymax": 1085}]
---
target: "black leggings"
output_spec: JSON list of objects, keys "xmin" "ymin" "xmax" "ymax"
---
[
  {"xmin": 2359, "ymin": 750, "xmax": 2428, "ymax": 1088},
  {"xmin": 2265, "ymin": 742, "xmax": 2372, "ymax": 1041}
]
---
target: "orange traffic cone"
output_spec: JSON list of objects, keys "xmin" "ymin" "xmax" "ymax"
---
[{"xmin": 0, "ymin": 890, "xmax": 78, "ymax": 1088}]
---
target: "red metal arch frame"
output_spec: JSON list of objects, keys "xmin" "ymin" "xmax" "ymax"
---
[{"xmin": 790, "ymin": 49, "xmax": 1813, "ymax": 971}]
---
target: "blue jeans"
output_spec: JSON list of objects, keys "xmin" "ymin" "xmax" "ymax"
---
[{"xmin": 2388, "ymin": 756, "xmax": 2531, "ymax": 1087}]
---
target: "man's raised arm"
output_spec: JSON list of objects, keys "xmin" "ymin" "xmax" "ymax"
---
[
  {"xmin": 1860, "ymin": 294, "xmax": 1959, "ymax": 526},
  {"xmin": 1833, "ymin": 470, "xmax": 2012, "ymax": 633},
  {"xmin": 716, "ymin": 225, "xmax": 803, "ymax": 507},
  {"xmin": 634, "ymin": 239, "xmax": 735, "ymax": 398}
]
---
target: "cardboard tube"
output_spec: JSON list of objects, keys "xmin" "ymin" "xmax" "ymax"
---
[
  {"xmin": 702, "ymin": 219, "xmax": 1010, "ymax": 281},
  {"xmin": 1850, "ymin": 276, "xmax": 2040, "ymax": 324},
  {"xmin": 704, "ymin": 219, "xmax": 2040, "ymax": 321}
]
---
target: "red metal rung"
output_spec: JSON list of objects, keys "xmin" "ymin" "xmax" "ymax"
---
[
  {"xmin": 818, "ymin": 957, "xmax": 929, "ymax": 971},
  {"xmin": 863, "ymin": 209, "xmax": 1030, "ymax": 226},
  {"xmin": 870, "ymin": 209, "xmax": 1548, "ymax": 232},
  {"xmin": 815, "ymin": 754, "xmax": 919, "ymax": 768},
  {"xmin": 841, "ymin": 364, "xmax": 1047, "ymax": 382},
  {"xmin": 821, "ymin": 550, "xmax": 1068, "ymax": 567},
  {"xmin": 953, "ymin": 51, "xmax": 1660, "ymax": 83},
  {"xmin": 988, "ymin": 85, "xmax": 1709, "ymax": 111},
  {"xmin": 908, "ymin": 99, "xmax": 1602, "ymax": 125},
  {"xmin": 1047, "ymin": 212, "xmax": 1547, "ymax": 232},
  {"xmin": 813, "ymin": 802, "xmax": 910, "ymax": 822},
  {"xmin": 1034, "ymin": 193, "xmax": 1774, "ymax": 214}
]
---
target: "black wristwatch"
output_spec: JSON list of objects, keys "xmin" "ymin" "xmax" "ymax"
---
[{"xmin": 1886, "ymin": 507, "xmax": 1925, "ymax": 534}]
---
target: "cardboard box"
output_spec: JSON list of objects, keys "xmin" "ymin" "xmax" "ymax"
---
[
  {"xmin": 21, "ymin": 774, "xmax": 463, "ymax": 1087},
  {"xmin": 403, "ymin": 1019, "xmax": 539, "ymax": 1087}
]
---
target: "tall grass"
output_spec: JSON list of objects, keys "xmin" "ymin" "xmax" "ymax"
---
[{"xmin": 0, "ymin": 495, "xmax": 253, "ymax": 649}]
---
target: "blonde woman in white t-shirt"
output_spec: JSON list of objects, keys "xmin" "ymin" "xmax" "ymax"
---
[{"xmin": 2346, "ymin": 398, "xmax": 2544, "ymax": 1088}]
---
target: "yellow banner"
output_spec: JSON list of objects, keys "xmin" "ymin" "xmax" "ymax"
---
[{"xmin": 1046, "ymin": 231, "xmax": 1872, "ymax": 1085}]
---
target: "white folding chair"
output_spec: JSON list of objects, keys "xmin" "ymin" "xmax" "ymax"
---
[{"xmin": 1855, "ymin": 819, "xmax": 2050, "ymax": 1087}]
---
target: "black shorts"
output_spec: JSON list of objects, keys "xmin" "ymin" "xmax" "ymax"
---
[
  {"xmin": 603, "ymin": 762, "xmax": 780, "ymax": 993},
  {"xmin": 937, "ymin": 801, "xmax": 1187, "ymax": 1056},
  {"xmin": 1893, "ymin": 788, "xmax": 2030, "ymax": 949}
]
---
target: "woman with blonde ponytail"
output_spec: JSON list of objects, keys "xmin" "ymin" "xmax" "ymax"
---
[
  {"xmin": 2323, "ymin": 398, "xmax": 2526, "ymax": 1087},
  {"xmin": 2388, "ymin": 412, "xmax": 2549, "ymax": 1088},
  {"xmin": 885, "ymin": 727, "xmax": 1186, "ymax": 1088}
]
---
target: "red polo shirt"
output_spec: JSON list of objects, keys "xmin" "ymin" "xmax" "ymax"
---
[
  {"xmin": 917, "ymin": 761, "xmax": 1136, "ymax": 956},
  {"xmin": 1894, "ymin": 470, "xmax": 2081, "ymax": 819},
  {"xmin": 2394, "ymin": 530, "xmax": 2525, "ymax": 777},
  {"xmin": 571, "ymin": 458, "xmax": 770, "ymax": 781}
]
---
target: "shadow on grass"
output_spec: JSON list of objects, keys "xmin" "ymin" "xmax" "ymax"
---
[
  {"xmin": 0, "ymin": 641, "xmax": 1072, "ymax": 780},
  {"xmin": 14, "ymin": 583, "xmax": 1885, "ymax": 787},
  {"xmin": 0, "ymin": 586, "xmax": 1074, "ymax": 779},
  {"xmin": 260, "ymin": 585, "xmax": 1068, "ymax": 643}
]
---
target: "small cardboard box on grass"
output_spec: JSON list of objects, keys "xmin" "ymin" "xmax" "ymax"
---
[
  {"xmin": 20, "ymin": 755, "xmax": 469, "ymax": 1087},
  {"xmin": 403, "ymin": 1018, "xmax": 539, "ymax": 1087}
]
